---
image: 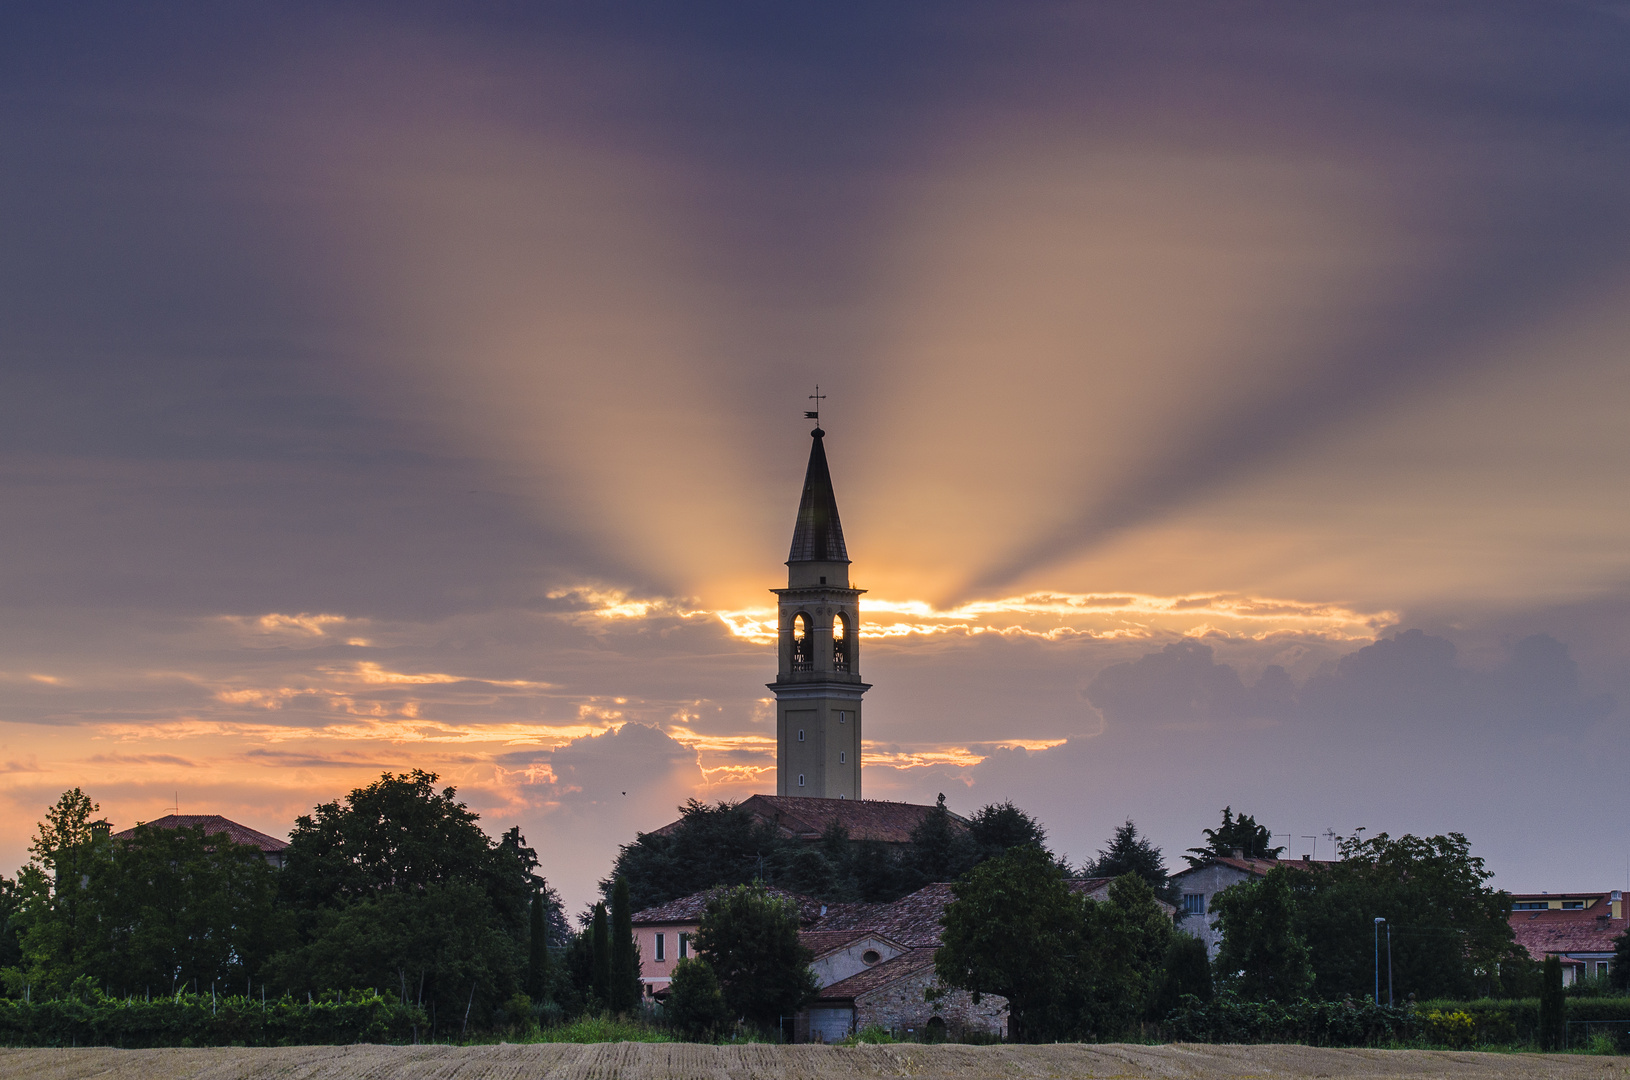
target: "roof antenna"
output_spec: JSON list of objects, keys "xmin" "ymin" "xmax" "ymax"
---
[
  {"xmin": 805, "ymin": 385, "xmax": 825, "ymax": 431},
  {"xmin": 167, "ymin": 791, "xmax": 180, "ymax": 816}
]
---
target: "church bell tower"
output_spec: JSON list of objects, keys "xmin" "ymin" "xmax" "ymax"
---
[{"xmin": 768, "ymin": 423, "xmax": 869, "ymax": 799}]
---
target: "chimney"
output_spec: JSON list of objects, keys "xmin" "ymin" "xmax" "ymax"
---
[
  {"xmin": 1232, "ymin": 848, "xmax": 1244, "ymax": 859},
  {"xmin": 1613, "ymin": 891, "xmax": 1622, "ymax": 920}
]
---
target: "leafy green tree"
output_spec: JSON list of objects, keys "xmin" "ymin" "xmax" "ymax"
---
[
  {"xmin": 1086, "ymin": 820, "xmax": 1176, "ymax": 903},
  {"xmin": 609, "ymin": 877, "xmax": 641, "ymax": 1013},
  {"xmin": 1082, "ymin": 873, "xmax": 1176, "ymax": 1035},
  {"xmin": 693, "ymin": 883, "xmax": 818, "ymax": 1032},
  {"xmin": 589, "ymin": 903, "xmax": 611, "ymax": 1007},
  {"xmin": 1539, "ymin": 954, "xmax": 1565, "ymax": 1049},
  {"xmin": 527, "ymin": 890, "xmax": 551, "ymax": 1001},
  {"xmin": 9, "ymin": 789, "xmax": 111, "ymax": 995},
  {"xmin": 1612, "ymin": 930, "xmax": 1630, "ymax": 992},
  {"xmin": 896, "ymin": 794, "xmax": 980, "ymax": 893},
  {"xmin": 1185, "ymin": 807, "xmax": 1283, "ymax": 867},
  {"xmin": 666, "ymin": 957, "xmax": 731, "ymax": 1040},
  {"xmin": 272, "ymin": 771, "xmax": 545, "ymax": 1031},
  {"xmin": 1152, "ymin": 934, "xmax": 1213, "ymax": 1019},
  {"xmin": 936, "ymin": 844, "xmax": 1092, "ymax": 1042},
  {"xmin": 967, "ymin": 801, "xmax": 1049, "ymax": 861},
  {"xmin": 1288, "ymin": 832, "xmax": 1520, "ymax": 1000},
  {"xmin": 85, "ymin": 822, "xmax": 283, "ymax": 997},
  {"xmin": 605, "ymin": 801, "xmax": 788, "ymax": 912},
  {"xmin": 0, "ymin": 874, "xmax": 23, "ymax": 975},
  {"xmin": 1211, "ymin": 867, "xmax": 1314, "ymax": 1002}
]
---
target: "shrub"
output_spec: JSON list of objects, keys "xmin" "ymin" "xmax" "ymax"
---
[{"xmin": 665, "ymin": 958, "xmax": 731, "ymax": 1042}]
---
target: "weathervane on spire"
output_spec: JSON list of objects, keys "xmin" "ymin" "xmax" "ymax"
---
[{"xmin": 805, "ymin": 385, "xmax": 825, "ymax": 429}]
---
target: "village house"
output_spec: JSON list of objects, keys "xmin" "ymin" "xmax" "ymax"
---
[
  {"xmin": 632, "ymin": 875, "xmax": 1165, "ymax": 1042},
  {"xmin": 109, "ymin": 813, "xmax": 290, "ymax": 868},
  {"xmin": 1169, "ymin": 854, "xmax": 1331, "ymax": 956},
  {"xmin": 1509, "ymin": 890, "xmax": 1625, "ymax": 985}
]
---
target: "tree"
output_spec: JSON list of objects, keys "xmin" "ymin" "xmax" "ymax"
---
[
  {"xmin": 896, "ymin": 794, "xmax": 980, "ymax": 893},
  {"xmin": 527, "ymin": 890, "xmax": 551, "ymax": 1001},
  {"xmin": 271, "ymin": 771, "xmax": 544, "ymax": 1031},
  {"xmin": 589, "ymin": 902, "xmax": 611, "ymax": 1008},
  {"xmin": 693, "ymin": 883, "xmax": 818, "ymax": 1032},
  {"xmin": 935, "ymin": 844, "xmax": 1093, "ymax": 1042},
  {"xmin": 666, "ymin": 957, "xmax": 731, "ymax": 1041},
  {"xmin": 609, "ymin": 877, "xmax": 641, "ymax": 1013},
  {"xmin": 1289, "ymin": 832, "xmax": 1521, "ymax": 1000},
  {"xmin": 1082, "ymin": 873, "xmax": 1176, "ymax": 1036},
  {"xmin": 605, "ymin": 801, "xmax": 788, "ymax": 912},
  {"xmin": 1185, "ymin": 807, "xmax": 1283, "ymax": 867},
  {"xmin": 1152, "ymin": 934, "xmax": 1213, "ymax": 1019},
  {"xmin": 0, "ymin": 874, "xmax": 21, "ymax": 973},
  {"xmin": 1210, "ymin": 867, "xmax": 1314, "ymax": 1002},
  {"xmin": 10, "ymin": 789, "xmax": 110, "ymax": 993},
  {"xmin": 1612, "ymin": 929, "xmax": 1630, "ymax": 992},
  {"xmin": 1086, "ymin": 820, "xmax": 1176, "ymax": 903},
  {"xmin": 84, "ymin": 822, "xmax": 283, "ymax": 997},
  {"xmin": 967, "ymin": 801, "xmax": 1048, "ymax": 861},
  {"xmin": 1539, "ymin": 954, "xmax": 1565, "ymax": 1050}
]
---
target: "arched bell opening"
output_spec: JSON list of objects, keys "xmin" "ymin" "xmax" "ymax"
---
[
  {"xmin": 791, "ymin": 612, "xmax": 813, "ymax": 671},
  {"xmin": 832, "ymin": 612, "xmax": 850, "ymax": 672}
]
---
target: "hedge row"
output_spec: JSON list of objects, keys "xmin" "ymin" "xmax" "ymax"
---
[
  {"xmin": 0, "ymin": 991, "xmax": 425, "ymax": 1047},
  {"xmin": 1165, "ymin": 993, "xmax": 1630, "ymax": 1050}
]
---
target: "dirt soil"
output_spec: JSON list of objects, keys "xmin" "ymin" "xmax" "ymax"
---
[{"xmin": 3, "ymin": 1043, "xmax": 1628, "ymax": 1080}]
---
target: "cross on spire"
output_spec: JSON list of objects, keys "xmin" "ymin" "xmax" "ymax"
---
[{"xmin": 805, "ymin": 385, "xmax": 825, "ymax": 428}]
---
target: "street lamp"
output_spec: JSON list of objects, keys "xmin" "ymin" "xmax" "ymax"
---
[{"xmin": 1374, "ymin": 917, "xmax": 1386, "ymax": 1005}]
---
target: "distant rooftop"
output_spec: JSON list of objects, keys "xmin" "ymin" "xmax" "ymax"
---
[{"xmin": 111, "ymin": 814, "xmax": 288, "ymax": 854}]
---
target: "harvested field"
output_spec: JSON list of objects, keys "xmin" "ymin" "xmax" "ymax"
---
[{"xmin": 2, "ymin": 1043, "xmax": 1628, "ymax": 1080}]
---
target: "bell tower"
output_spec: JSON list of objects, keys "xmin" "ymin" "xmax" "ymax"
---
[{"xmin": 768, "ymin": 423, "xmax": 869, "ymax": 799}]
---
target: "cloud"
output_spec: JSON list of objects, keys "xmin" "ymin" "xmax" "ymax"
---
[{"xmin": 1086, "ymin": 630, "xmax": 1613, "ymax": 740}]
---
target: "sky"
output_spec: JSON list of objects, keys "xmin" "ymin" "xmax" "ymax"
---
[{"xmin": 3, "ymin": 1, "xmax": 1630, "ymax": 917}]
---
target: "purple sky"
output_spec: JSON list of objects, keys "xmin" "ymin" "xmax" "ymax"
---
[{"xmin": 3, "ymin": 2, "xmax": 1630, "ymax": 915}]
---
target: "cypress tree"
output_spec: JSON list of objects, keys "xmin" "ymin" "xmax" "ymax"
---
[
  {"xmin": 527, "ymin": 890, "xmax": 550, "ymax": 1001},
  {"xmin": 610, "ymin": 875, "xmax": 641, "ymax": 1013},
  {"xmin": 590, "ymin": 902, "xmax": 611, "ymax": 1007},
  {"xmin": 1539, "ymin": 954, "xmax": 1566, "ymax": 1050}
]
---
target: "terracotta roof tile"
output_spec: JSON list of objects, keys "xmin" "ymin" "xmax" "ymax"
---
[
  {"xmin": 631, "ymin": 886, "xmax": 824, "ymax": 926},
  {"xmin": 110, "ymin": 814, "xmax": 287, "ymax": 853},
  {"xmin": 1510, "ymin": 900, "xmax": 1626, "ymax": 958},
  {"xmin": 737, "ymin": 795, "xmax": 967, "ymax": 845},
  {"xmin": 818, "ymin": 948, "xmax": 938, "ymax": 999}
]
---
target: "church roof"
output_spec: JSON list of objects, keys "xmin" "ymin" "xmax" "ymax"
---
[
  {"xmin": 787, "ymin": 428, "xmax": 849, "ymax": 563},
  {"xmin": 740, "ymin": 794, "xmax": 966, "ymax": 845}
]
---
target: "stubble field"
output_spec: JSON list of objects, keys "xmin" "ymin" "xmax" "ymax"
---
[{"xmin": 2, "ymin": 1043, "xmax": 1628, "ymax": 1080}]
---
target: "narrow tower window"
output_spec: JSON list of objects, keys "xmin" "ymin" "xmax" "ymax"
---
[
  {"xmin": 798, "ymin": 774, "xmax": 805, "ymax": 787},
  {"xmin": 832, "ymin": 612, "xmax": 849, "ymax": 672},
  {"xmin": 791, "ymin": 613, "xmax": 812, "ymax": 671},
  {"xmin": 840, "ymin": 752, "xmax": 846, "ymax": 763}
]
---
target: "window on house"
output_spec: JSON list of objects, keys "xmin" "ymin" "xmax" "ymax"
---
[
  {"xmin": 678, "ymin": 932, "xmax": 689, "ymax": 958},
  {"xmin": 1512, "ymin": 901, "xmax": 1546, "ymax": 910},
  {"xmin": 655, "ymin": 933, "xmax": 665, "ymax": 961},
  {"xmin": 791, "ymin": 613, "xmax": 813, "ymax": 671},
  {"xmin": 798, "ymin": 774, "xmax": 805, "ymax": 787},
  {"xmin": 833, "ymin": 613, "xmax": 849, "ymax": 671},
  {"xmin": 1181, "ymin": 893, "xmax": 1205, "ymax": 916},
  {"xmin": 1600, "ymin": 961, "xmax": 1612, "ymax": 978},
  {"xmin": 862, "ymin": 949, "xmax": 881, "ymax": 965},
  {"xmin": 1563, "ymin": 901, "xmax": 1585, "ymax": 910}
]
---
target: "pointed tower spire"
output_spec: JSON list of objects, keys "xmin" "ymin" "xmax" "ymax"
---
[
  {"xmin": 769, "ymin": 416, "xmax": 868, "ymax": 799},
  {"xmin": 788, "ymin": 427, "xmax": 849, "ymax": 564}
]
